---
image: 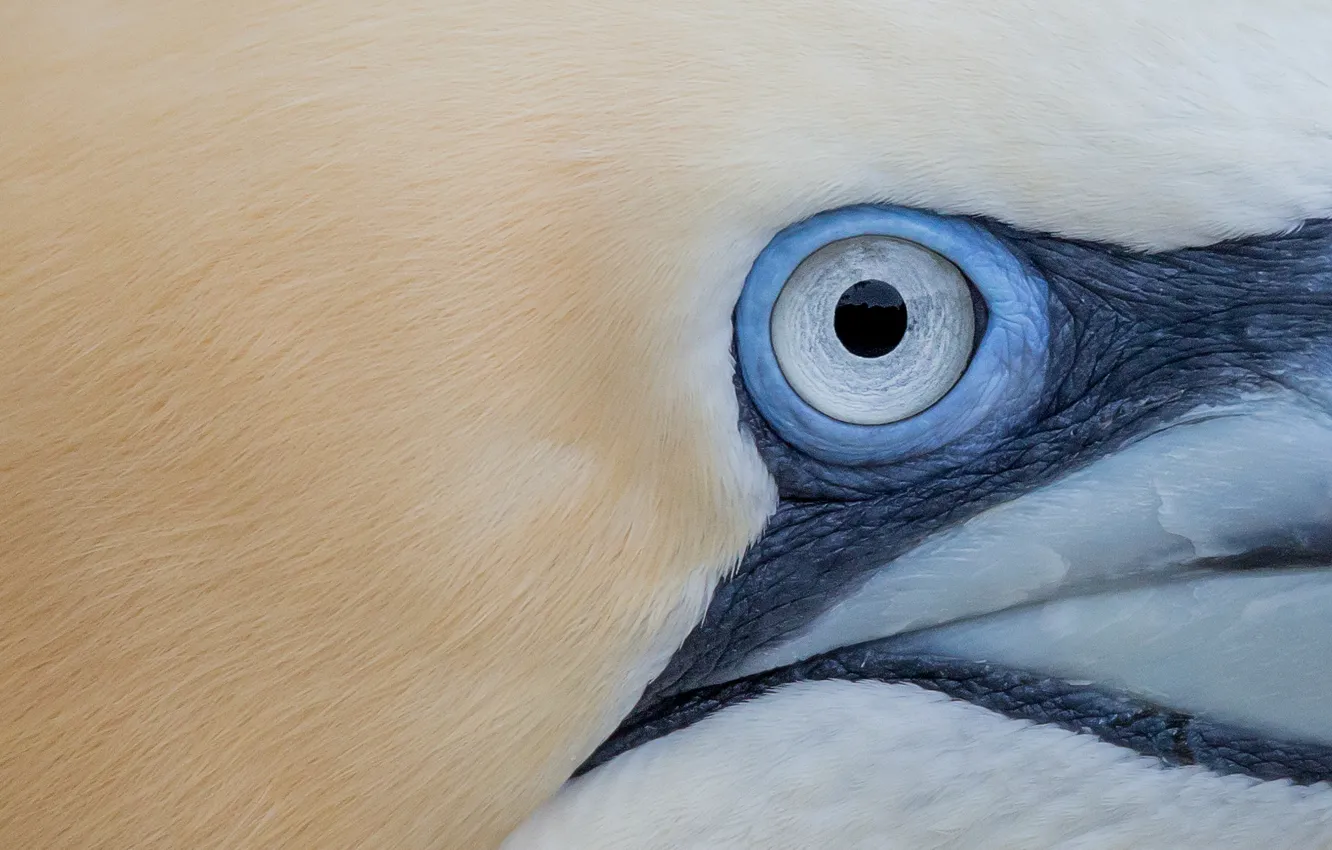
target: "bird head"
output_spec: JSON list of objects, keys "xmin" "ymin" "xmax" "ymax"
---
[{"xmin": 4, "ymin": 3, "xmax": 1332, "ymax": 848}]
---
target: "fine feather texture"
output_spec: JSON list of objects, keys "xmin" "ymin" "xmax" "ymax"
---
[
  {"xmin": 4, "ymin": 2, "xmax": 1332, "ymax": 847},
  {"xmin": 506, "ymin": 680, "xmax": 1332, "ymax": 849}
]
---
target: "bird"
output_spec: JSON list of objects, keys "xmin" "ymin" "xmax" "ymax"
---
[{"xmin": 3, "ymin": 1, "xmax": 1332, "ymax": 848}]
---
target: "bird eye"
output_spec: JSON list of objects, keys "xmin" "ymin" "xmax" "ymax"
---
[
  {"xmin": 736, "ymin": 205, "xmax": 1050, "ymax": 465},
  {"xmin": 771, "ymin": 236, "xmax": 976, "ymax": 425}
]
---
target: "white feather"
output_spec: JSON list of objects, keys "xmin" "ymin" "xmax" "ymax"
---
[{"xmin": 508, "ymin": 680, "xmax": 1332, "ymax": 849}]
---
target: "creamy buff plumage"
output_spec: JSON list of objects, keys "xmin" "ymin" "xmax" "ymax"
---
[{"xmin": 4, "ymin": 2, "xmax": 1332, "ymax": 848}]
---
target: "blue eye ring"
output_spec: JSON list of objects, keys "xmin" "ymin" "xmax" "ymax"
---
[{"xmin": 736, "ymin": 205, "xmax": 1050, "ymax": 466}]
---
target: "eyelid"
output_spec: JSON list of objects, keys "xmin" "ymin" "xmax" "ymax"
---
[{"xmin": 735, "ymin": 205, "xmax": 1051, "ymax": 466}]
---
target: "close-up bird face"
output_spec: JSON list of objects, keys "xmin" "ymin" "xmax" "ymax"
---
[{"xmin": 4, "ymin": 2, "xmax": 1332, "ymax": 849}]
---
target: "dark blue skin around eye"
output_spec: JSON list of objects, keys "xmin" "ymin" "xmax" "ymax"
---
[
  {"xmin": 735, "ymin": 205, "xmax": 1051, "ymax": 466},
  {"xmin": 594, "ymin": 214, "xmax": 1332, "ymax": 788}
]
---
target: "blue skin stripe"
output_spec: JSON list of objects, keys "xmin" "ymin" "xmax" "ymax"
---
[{"xmin": 735, "ymin": 205, "xmax": 1050, "ymax": 466}]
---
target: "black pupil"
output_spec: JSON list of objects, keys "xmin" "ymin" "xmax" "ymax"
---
[{"xmin": 834, "ymin": 279, "xmax": 907, "ymax": 358}]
